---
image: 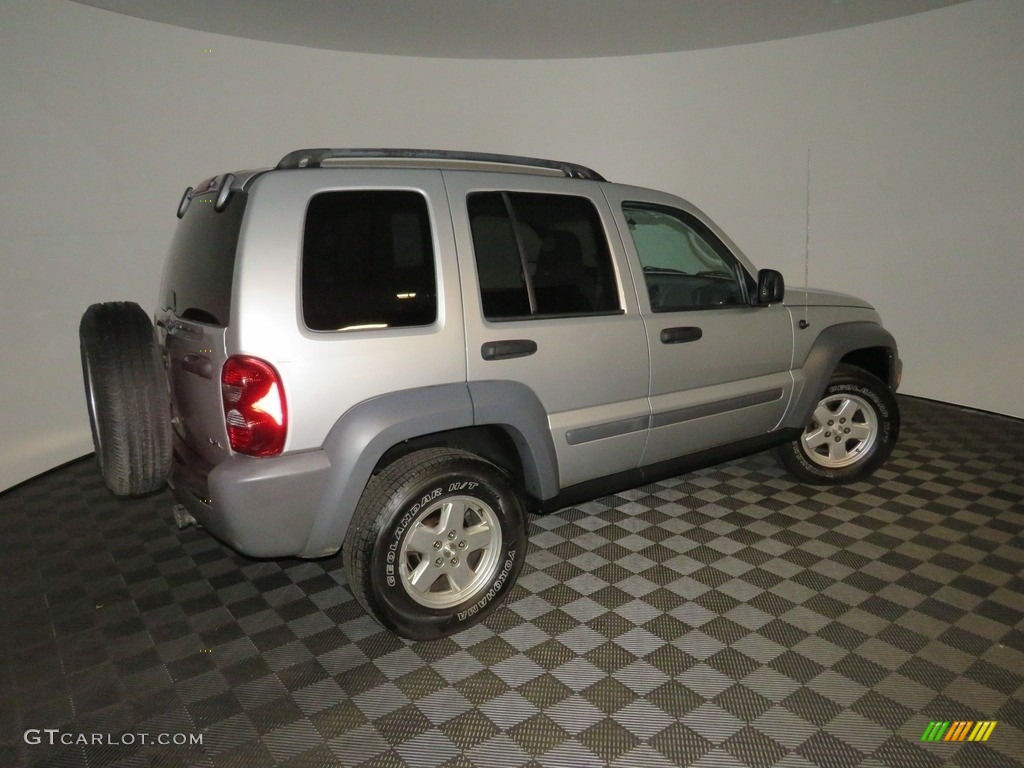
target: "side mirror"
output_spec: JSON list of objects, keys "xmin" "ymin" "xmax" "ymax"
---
[{"xmin": 756, "ymin": 269, "xmax": 785, "ymax": 305}]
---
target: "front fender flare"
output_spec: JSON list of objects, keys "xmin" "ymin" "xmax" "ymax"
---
[{"xmin": 785, "ymin": 322, "xmax": 899, "ymax": 430}]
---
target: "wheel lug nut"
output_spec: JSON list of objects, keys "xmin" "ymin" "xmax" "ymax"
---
[
  {"xmin": 458, "ymin": 541, "xmax": 467, "ymax": 549},
  {"xmin": 844, "ymin": 428, "xmax": 850, "ymax": 434},
  {"xmin": 828, "ymin": 420, "xmax": 834, "ymax": 426},
  {"xmin": 825, "ymin": 431, "xmax": 831, "ymax": 437},
  {"xmin": 447, "ymin": 530, "xmax": 457, "ymax": 540},
  {"xmin": 433, "ymin": 541, "xmax": 442, "ymax": 550},
  {"xmin": 434, "ymin": 557, "xmax": 444, "ymax": 567},
  {"xmin": 834, "ymin": 436, "xmax": 842, "ymax": 442},
  {"xmin": 450, "ymin": 557, "xmax": 459, "ymax": 566}
]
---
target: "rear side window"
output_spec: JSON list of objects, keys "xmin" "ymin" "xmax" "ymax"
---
[
  {"xmin": 302, "ymin": 191, "xmax": 436, "ymax": 331},
  {"xmin": 161, "ymin": 191, "xmax": 247, "ymax": 326},
  {"xmin": 468, "ymin": 192, "xmax": 620, "ymax": 320}
]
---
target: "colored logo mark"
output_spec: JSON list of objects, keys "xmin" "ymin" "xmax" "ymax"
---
[{"xmin": 921, "ymin": 721, "xmax": 997, "ymax": 742}]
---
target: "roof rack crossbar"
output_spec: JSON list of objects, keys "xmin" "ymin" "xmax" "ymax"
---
[{"xmin": 275, "ymin": 148, "xmax": 606, "ymax": 181}]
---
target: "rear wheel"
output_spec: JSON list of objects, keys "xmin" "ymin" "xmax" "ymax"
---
[
  {"xmin": 344, "ymin": 448, "xmax": 527, "ymax": 640},
  {"xmin": 79, "ymin": 301, "xmax": 171, "ymax": 495},
  {"xmin": 774, "ymin": 364, "xmax": 899, "ymax": 484}
]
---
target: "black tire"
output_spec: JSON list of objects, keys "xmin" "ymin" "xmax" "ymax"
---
[
  {"xmin": 774, "ymin": 364, "xmax": 899, "ymax": 485},
  {"xmin": 79, "ymin": 301, "xmax": 171, "ymax": 496},
  {"xmin": 344, "ymin": 448, "xmax": 527, "ymax": 640}
]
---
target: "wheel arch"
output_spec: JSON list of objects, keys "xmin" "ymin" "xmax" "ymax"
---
[
  {"xmin": 839, "ymin": 346, "xmax": 898, "ymax": 389},
  {"xmin": 375, "ymin": 426, "xmax": 524, "ymax": 493},
  {"xmin": 467, "ymin": 379, "xmax": 560, "ymax": 503},
  {"xmin": 301, "ymin": 381, "xmax": 558, "ymax": 557},
  {"xmin": 784, "ymin": 322, "xmax": 900, "ymax": 430}
]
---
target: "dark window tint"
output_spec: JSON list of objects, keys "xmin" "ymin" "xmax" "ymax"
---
[
  {"xmin": 161, "ymin": 191, "xmax": 247, "ymax": 326},
  {"xmin": 468, "ymin": 192, "xmax": 620, "ymax": 320},
  {"xmin": 302, "ymin": 191, "xmax": 436, "ymax": 331}
]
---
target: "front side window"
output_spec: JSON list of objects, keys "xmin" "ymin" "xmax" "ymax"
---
[
  {"xmin": 468, "ymin": 192, "xmax": 620, "ymax": 320},
  {"xmin": 623, "ymin": 203, "xmax": 748, "ymax": 311},
  {"xmin": 302, "ymin": 191, "xmax": 436, "ymax": 331}
]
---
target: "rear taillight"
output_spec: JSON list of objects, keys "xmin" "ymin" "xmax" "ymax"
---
[{"xmin": 221, "ymin": 356, "xmax": 287, "ymax": 456}]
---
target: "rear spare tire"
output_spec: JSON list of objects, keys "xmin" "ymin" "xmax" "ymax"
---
[{"xmin": 79, "ymin": 301, "xmax": 171, "ymax": 495}]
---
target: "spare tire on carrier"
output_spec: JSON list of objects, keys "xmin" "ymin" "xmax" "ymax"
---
[{"xmin": 79, "ymin": 301, "xmax": 172, "ymax": 496}]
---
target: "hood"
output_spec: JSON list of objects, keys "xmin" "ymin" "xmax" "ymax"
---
[{"xmin": 784, "ymin": 287, "xmax": 874, "ymax": 310}]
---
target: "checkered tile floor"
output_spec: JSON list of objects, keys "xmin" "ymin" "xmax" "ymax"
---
[{"xmin": 1, "ymin": 396, "xmax": 1022, "ymax": 768}]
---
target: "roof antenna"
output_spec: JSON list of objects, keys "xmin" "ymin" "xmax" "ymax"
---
[{"xmin": 800, "ymin": 147, "xmax": 811, "ymax": 330}]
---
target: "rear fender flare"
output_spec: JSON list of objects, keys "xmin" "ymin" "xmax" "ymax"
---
[
  {"xmin": 468, "ymin": 379, "xmax": 560, "ymax": 501},
  {"xmin": 303, "ymin": 385, "xmax": 474, "ymax": 557},
  {"xmin": 301, "ymin": 381, "xmax": 559, "ymax": 556}
]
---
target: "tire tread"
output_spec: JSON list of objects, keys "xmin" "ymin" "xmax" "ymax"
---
[
  {"xmin": 79, "ymin": 302, "xmax": 171, "ymax": 496},
  {"xmin": 344, "ymin": 448, "xmax": 475, "ymax": 621},
  {"xmin": 343, "ymin": 447, "xmax": 526, "ymax": 639}
]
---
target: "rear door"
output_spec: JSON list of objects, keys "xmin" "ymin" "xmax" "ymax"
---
[
  {"xmin": 445, "ymin": 172, "xmax": 650, "ymax": 489},
  {"xmin": 603, "ymin": 185, "xmax": 795, "ymax": 465}
]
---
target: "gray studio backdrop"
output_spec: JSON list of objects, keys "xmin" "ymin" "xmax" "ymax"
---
[{"xmin": 1, "ymin": 0, "xmax": 1021, "ymax": 491}]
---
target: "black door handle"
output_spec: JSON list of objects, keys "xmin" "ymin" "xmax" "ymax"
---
[
  {"xmin": 660, "ymin": 326, "xmax": 703, "ymax": 344},
  {"xmin": 481, "ymin": 339, "xmax": 538, "ymax": 361}
]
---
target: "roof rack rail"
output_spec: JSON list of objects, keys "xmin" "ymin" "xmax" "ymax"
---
[{"xmin": 275, "ymin": 148, "xmax": 606, "ymax": 181}]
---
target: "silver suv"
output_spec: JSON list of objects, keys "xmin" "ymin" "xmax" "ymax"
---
[{"xmin": 79, "ymin": 148, "xmax": 901, "ymax": 640}]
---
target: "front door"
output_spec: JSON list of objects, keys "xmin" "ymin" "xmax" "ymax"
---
[{"xmin": 603, "ymin": 186, "xmax": 794, "ymax": 466}]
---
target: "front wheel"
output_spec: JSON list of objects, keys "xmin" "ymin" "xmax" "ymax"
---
[
  {"xmin": 343, "ymin": 448, "xmax": 527, "ymax": 640},
  {"xmin": 774, "ymin": 365, "xmax": 899, "ymax": 484}
]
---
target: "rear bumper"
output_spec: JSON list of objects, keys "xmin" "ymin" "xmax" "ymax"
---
[{"xmin": 170, "ymin": 441, "xmax": 332, "ymax": 558}]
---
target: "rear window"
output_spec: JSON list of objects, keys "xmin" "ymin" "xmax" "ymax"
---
[
  {"xmin": 302, "ymin": 190, "xmax": 436, "ymax": 331},
  {"xmin": 161, "ymin": 191, "xmax": 247, "ymax": 326}
]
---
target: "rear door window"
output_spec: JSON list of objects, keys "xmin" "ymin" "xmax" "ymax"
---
[
  {"xmin": 302, "ymin": 190, "xmax": 436, "ymax": 331},
  {"xmin": 468, "ymin": 192, "xmax": 620, "ymax": 320}
]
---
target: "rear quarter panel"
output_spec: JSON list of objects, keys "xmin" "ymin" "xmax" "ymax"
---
[{"xmin": 230, "ymin": 169, "xmax": 468, "ymax": 452}]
